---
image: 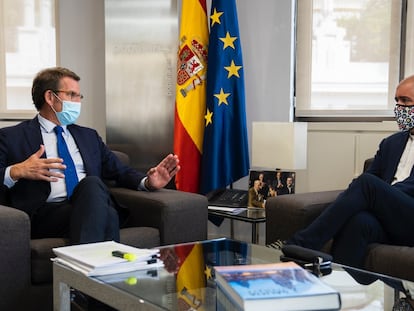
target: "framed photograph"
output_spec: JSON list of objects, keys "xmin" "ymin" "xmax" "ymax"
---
[{"xmin": 247, "ymin": 170, "xmax": 296, "ymax": 208}]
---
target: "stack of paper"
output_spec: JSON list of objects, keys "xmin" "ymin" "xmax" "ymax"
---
[{"xmin": 52, "ymin": 241, "xmax": 163, "ymax": 276}]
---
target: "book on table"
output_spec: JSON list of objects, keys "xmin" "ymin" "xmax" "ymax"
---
[
  {"xmin": 214, "ymin": 261, "xmax": 341, "ymax": 311},
  {"xmin": 52, "ymin": 241, "xmax": 163, "ymax": 276}
]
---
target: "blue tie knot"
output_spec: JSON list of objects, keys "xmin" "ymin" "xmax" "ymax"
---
[{"xmin": 54, "ymin": 125, "xmax": 63, "ymax": 135}]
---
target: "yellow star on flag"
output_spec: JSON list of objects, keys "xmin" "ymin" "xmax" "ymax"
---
[
  {"xmin": 220, "ymin": 32, "xmax": 237, "ymax": 50},
  {"xmin": 204, "ymin": 265, "xmax": 213, "ymax": 280},
  {"xmin": 205, "ymin": 108, "xmax": 213, "ymax": 126},
  {"xmin": 224, "ymin": 60, "xmax": 242, "ymax": 78},
  {"xmin": 210, "ymin": 8, "xmax": 223, "ymax": 27},
  {"xmin": 214, "ymin": 88, "xmax": 231, "ymax": 106}
]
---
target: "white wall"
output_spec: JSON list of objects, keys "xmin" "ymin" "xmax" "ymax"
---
[
  {"xmin": 237, "ymin": 0, "xmax": 295, "ymax": 124},
  {"xmin": 297, "ymin": 121, "xmax": 398, "ymax": 193},
  {"xmin": 58, "ymin": 0, "xmax": 106, "ymax": 139}
]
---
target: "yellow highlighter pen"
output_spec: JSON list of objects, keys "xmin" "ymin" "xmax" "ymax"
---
[{"xmin": 111, "ymin": 250, "xmax": 136, "ymax": 261}]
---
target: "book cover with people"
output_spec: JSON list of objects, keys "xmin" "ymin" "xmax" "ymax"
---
[{"xmin": 214, "ymin": 261, "xmax": 341, "ymax": 311}]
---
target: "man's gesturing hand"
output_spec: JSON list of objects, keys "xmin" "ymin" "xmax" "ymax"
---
[
  {"xmin": 10, "ymin": 145, "xmax": 66, "ymax": 182},
  {"xmin": 146, "ymin": 153, "xmax": 180, "ymax": 190}
]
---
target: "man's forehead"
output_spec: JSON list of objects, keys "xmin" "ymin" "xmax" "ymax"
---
[{"xmin": 60, "ymin": 77, "xmax": 80, "ymax": 88}]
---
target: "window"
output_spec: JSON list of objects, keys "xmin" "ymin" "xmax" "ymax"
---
[
  {"xmin": 295, "ymin": 0, "xmax": 410, "ymax": 119},
  {"xmin": 0, "ymin": 0, "xmax": 56, "ymax": 118}
]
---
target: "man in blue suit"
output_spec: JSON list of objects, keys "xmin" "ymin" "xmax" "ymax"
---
[
  {"xmin": 279, "ymin": 75, "xmax": 414, "ymax": 274},
  {"xmin": 0, "ymin": 67, "xmax": 180, "ymax": 245}
]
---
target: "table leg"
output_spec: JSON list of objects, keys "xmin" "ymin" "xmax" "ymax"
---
[
  {"xmin": 53, "ymin": 280, "xmax": 71, "ymax": 311},
  {"xmin": 230, "ymin": 219, "xmax": 234, "ymax": 239},
  {"xmin": 251, "ymin": 223, "xmax": 260, "ymax": 244}
]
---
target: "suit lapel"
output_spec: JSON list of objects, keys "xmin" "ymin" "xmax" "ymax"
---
[
  {"xmin": 389, "ymin": 131, "xmax": 411, "ymax": 181},
  {"xmin": 19, "ymin": 117, "xmax": 50, "ymax": 199},
  {"xmin": 25, "ymin": 117, "xmax": 45, "ymax": 157},
  {"xmin": 67, "ymin": 125, "xmax": 93, "ymax": 175}
]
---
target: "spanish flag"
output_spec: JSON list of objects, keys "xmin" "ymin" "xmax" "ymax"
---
[
  {"xmin": 175, "ymin": 243, "xmax": 206, "ymax": 310},
  {"xmin": 173, "ymin": 0, "xmax": 209, "ymax": 193}
]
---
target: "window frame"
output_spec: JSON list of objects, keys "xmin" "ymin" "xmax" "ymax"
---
[
  {"xmin": 405, "ymin": 0, "xmax": 414, "ymax": 75},
  {"xmin": 295, "ymin": 0, "xmax": 408, "ymax": 121},
  {"xmin": 0, "ymin": 0, "xmax": 58, "ymax": 120}
]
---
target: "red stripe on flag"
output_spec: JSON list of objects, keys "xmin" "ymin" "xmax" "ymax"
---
[
  {"xmin": 174, "ymin": 107, "xmax": 201, "ymax": 193},
  {"xmin": 174, "ymin": 244, "xmax": 195, "ymax": 263},
  {"xmin": 198, "ymin": 0, "xmax": 207, "ymax": 14}
]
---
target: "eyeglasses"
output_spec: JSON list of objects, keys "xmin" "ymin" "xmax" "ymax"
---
[{"xmin": 53, "ymin": 90, "xmax": 84, "ymax": 101}]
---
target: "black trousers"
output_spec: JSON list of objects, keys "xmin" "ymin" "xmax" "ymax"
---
[
  {"xmin": 31, "ymin": 176, "xmax": 120, "ymax": 244},
  {"xmin": 289, "ymin": 173, "xmax": 414, "ymax": 283}
]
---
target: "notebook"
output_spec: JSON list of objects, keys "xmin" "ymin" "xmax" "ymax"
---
[{"xmin": 206, "ymin": 188, "xmax": 248, "ymax": 207}]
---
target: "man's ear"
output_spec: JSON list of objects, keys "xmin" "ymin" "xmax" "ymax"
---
[{"xmin": 44, "ymin": 90, "xmax": 54, "ymax": 106}]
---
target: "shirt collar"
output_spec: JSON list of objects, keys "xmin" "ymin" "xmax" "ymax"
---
[{"xmin": 37, "ymin": 114, "xmax": 67, "ymax": 134}]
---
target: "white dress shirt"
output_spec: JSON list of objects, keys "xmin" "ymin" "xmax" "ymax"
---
[{"xmin": 393, "ymin": 134, "xmax": 414, "ymax": 185}]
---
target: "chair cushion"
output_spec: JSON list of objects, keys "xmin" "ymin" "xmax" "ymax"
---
[
  {"xmin": 120, "ymin": 227, "xmax": 160, "ymax": 249},
  {"xmin": 30, "ymin": 227, "xmax": 160, "ymax": 284},
  {"xmin": 31, "ymin": 238, "xmax": 68, "ymax": 284}
]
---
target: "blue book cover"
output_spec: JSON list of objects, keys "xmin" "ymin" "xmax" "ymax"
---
[{"xmin": 215, "ymin": 261, "xmax": 341, "ymax": 311}]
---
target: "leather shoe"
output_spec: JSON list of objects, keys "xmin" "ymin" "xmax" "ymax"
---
[{"xmin": 393, "ymin": 298, "xmax": 414, "ymax": 311}]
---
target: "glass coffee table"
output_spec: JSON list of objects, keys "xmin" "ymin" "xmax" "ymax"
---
[{"xmin": 53, "ymin": 238, "xmax": 407, "ymax": 310}]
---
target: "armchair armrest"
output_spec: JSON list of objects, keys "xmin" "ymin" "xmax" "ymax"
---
[
  {"xmin": 110, "ymin": 188, "xmax": 208, "ymax": 245},
  {"xmin": 366, "ymin": 244, "xmax": 414, "ymax": 282},
  {"xmin": 0, "ymin": 205, "xmax": 31, "ymax": 308},
  {"xmin": 265, "ymin": 190, "xmax": 342, "ymax": 244}
]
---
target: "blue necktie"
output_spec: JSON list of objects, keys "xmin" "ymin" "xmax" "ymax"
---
[{"xmin": 54, "ymin": 126, "xmax": 79, "ymax": 198}]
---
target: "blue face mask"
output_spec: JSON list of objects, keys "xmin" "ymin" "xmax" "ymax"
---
[{"xmin": 51, "ymin": 100, "xmax": 81, "ymax": 126}]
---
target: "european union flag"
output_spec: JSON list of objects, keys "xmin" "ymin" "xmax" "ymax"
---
[{"xmin": 200, "ymin": 0, "xmax": 250, "ymax": 194}]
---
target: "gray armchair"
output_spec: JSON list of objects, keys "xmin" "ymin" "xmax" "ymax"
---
[
  {"xmin": 0, "ymin": 151, "xmax": 208, "ymax": 311},
  {"xmin": 265, "ymin": 159, "xmax": 414, "ymax": 284}
]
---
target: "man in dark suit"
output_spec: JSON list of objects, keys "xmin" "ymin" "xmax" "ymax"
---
[
  {"xmin": 277, "ymin": 175, "xmax": 295, "ymax": 195},
  {"xmin": 0, "ymin": 67, "xmax": 180, "ymax": 245},
  {"xmin": 282, "ymin": 75, "xmax": 414, "ymax": 276}
]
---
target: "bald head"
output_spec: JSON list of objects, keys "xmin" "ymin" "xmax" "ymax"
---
[
  {"xmin": 399, "ymin": 74, "xmax": 414, "ymax": 85},
  {"xmin": 395, "ymin": 75, "xmax": 414, "ymax": 106}
]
